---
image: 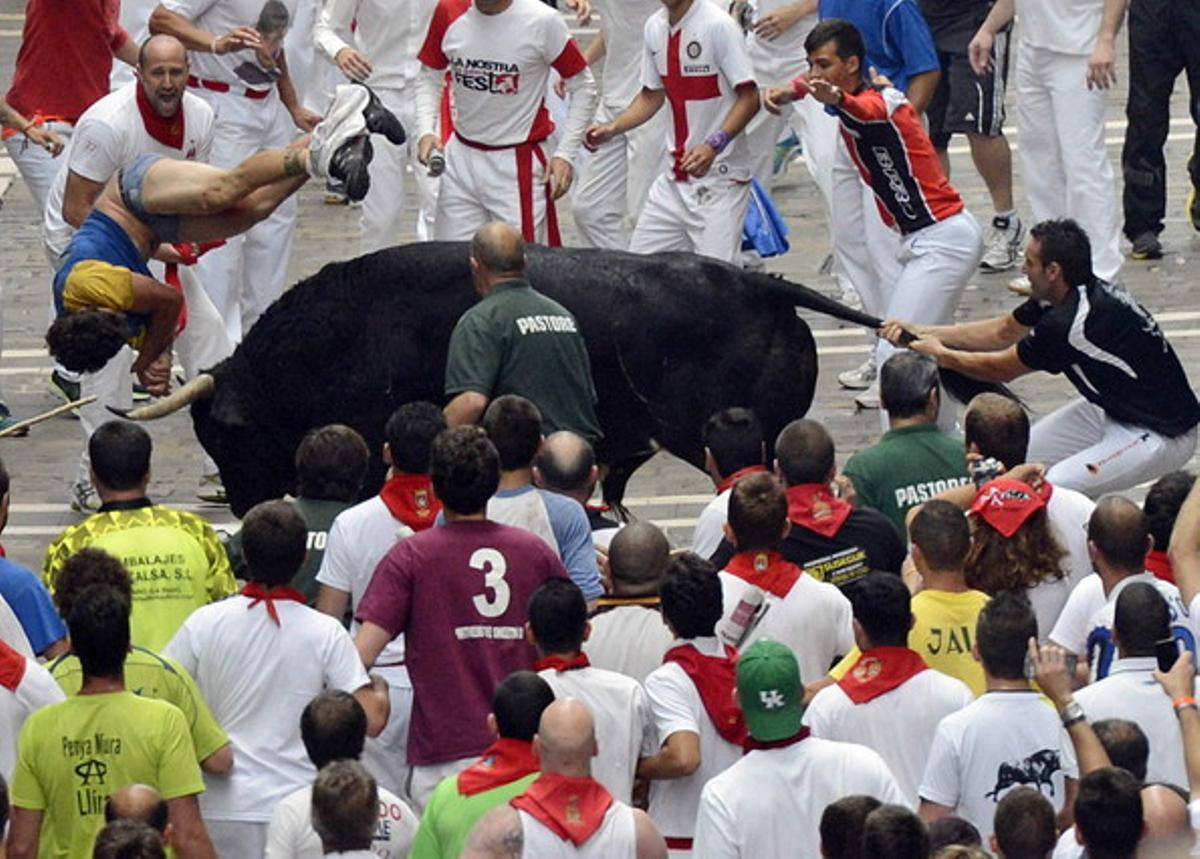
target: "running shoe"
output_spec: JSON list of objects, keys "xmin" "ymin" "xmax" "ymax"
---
[
  {"xmin": 1130, "ymin": 231, "xmax": 1163, "ymax": 260},
  {"xmin": 70, "ymin": 480, "xmax": 100, "ymax": 513},
  {"xmin": 838, "ymin": 358, "xmax": 877, "ymax": 390},
  {"xmin": 980, "ymin": 214, "xmax": 1024, "ymax": 272}
]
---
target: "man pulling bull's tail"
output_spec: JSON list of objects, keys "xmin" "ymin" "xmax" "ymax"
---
[{"xmin": 44, "ymin": 82, "xmax": 405, "ymax": 396}]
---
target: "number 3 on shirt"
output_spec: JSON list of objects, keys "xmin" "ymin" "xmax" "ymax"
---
[{"xmin": 470, "ymin": 548, "xmax": 511, "ymax": 618}]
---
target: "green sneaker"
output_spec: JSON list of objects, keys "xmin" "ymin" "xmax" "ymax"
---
[{"xmin": 0, "ymin": 404, "xmax": 27, "ymax": 437}]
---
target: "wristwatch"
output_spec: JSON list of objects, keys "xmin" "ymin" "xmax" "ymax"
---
[{"xmin": 1059, "ymin": 699, "xmax": 1086, "ymax": 728}]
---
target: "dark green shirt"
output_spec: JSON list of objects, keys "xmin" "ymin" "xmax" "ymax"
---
[
  {"xmin": 842, "ymin": 423, "xmax": 970, "ymax": 537},
  {"xmin": 445, "ymin": 279, "xmax": 602, "ymax": 444},
  {"xmin": 224, "ymin": 497, "xmax": 352, "ymax": 602}
]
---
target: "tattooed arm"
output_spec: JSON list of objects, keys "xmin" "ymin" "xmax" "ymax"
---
[{"xmin": 462, "ymin": 805, "xmax": 525, "ymax": 859}]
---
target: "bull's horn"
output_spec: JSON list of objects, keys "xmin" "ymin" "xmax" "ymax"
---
[{"xmin": 108, "ymin": 373, "xmax": 215, "ymax": 420}]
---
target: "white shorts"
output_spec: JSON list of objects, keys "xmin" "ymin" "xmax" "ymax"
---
[{"xmin": 628, "ymin": 172, "xmax": 751, "ymax": 263}]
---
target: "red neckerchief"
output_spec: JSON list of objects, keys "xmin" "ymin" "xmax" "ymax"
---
[
  {"xmin": 716, "ymin": 465, "xmax": 768, "ymax": 495},
  {"xmin": 379, "ymin": 473, "xmax": 441, "ymax": 531},
  {"xmin": 535, "ymin": 653, "xmax": 590, "ymax": 672},
  {"xmin": 837, "ymin": 646, "xmax": 928, "ymax": 704},
  {"xmin": 511, "ymin": 773, "xmax": 614, "ymax": 847},
  {"xmin": 744, "ymin": 727, "xmax": 809, "ymax": 753},
  {"xmin": 664, "ymin": 642, "xmax": 747, "ymax": 746},
  {"xmin": 0, "ymin": 638, "xmax": 27, "ymax": 692},
  {"xmin": 723, "ymin": 551, "xmax": 801, "ymax": 598},
  {"xmin": 241, "ymin": 582, "xmax": 307, "ymax": 626},
  {"xmin": 786, "ymin": 484, "xmax": 853, "ymax": 539},
  {"xmin": 0, "ymin": 542, "xmax": 6, "ymax": 557},
  {"xmin": 1145, "ymin": 549, "xmax": 1174, "ymax": 584},
  {"xmin": 457, "ymin": 738, "xmax": 540, "ymax": 797},
  {"xmin": 135, "ymin": 84, "xmax": 184, "ymax": 149}
]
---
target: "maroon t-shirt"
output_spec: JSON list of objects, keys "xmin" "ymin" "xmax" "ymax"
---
[{"xmin": 357, "ymin": 519, "xmax": 569, "ymax": 765}]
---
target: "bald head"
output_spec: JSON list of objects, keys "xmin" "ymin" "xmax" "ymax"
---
[
  {"xmin": 534, "ymin": 698, "xmax": 597, "ymax": 777},
  {"xmin": 535, "ymin": 431, "xmax": 596, "ymax": 501},
  {"xmin": 1089, "ymin": 495, "xmax": 1152, "ymax": 574},
  {"xmin": 471, "ymin": 222, "xmax": 525, "ymax": 282},
  {"xmin": 1140, "ymin": 784, "xmax": 1193, "ymax": 857},
  {"xmin": 138, "ymin": 35, "xmax": 187, "ymax": 69},
  {"xmin": 607, "ymin": 522, "xmax": 670, "ymax": 596},
  {"xmin": 105, "ymin": 784, "xmax": 168, "ymax": 834}
]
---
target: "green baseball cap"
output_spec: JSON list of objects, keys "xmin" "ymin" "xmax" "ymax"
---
[{"xmin": 737, "ymin": 639, "xmax": 804, "ymax": 742}]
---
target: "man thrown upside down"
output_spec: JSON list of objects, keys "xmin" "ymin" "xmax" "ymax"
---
[{"xmin": 44, "ymin": 82, "xmax": 404, "ymax": 396}]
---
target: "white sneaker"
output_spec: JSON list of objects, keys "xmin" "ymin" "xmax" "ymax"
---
[
  {"xmin": 854, "ymin": 381, "xmax": 880, "ymax": 410},
  {"xmin": 980, "ymin": 214, "xmax": 1025, "ymax": 273},
  {"xmin": 1007, "ymin": 274, "xmax": 1032, "ymax": 296},
  {"xmin": 308, "ymin": 84, "xmax": 371, "ymax": 180},
  {"xmin": 70, "ymin": 480, "xmax": 100, "ymax": 513},
  {"xmin": 838, "ymin": 358, "xmax": 877, "ymax": 390}
]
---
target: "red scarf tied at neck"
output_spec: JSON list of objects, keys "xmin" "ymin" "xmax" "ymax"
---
[
  {"xmin": 837, "ymin": 646, "xmax": 928, "ymax": 704},
  {"xmin": 717, "ymin": 465, "xmax": 768, "ymax": 495},
  {"xmin": 457, "ymin": 738, "xmax": 540, "ymax": 797},
  {"xmin": 511, "ymin": 773, "xmax": 614, "ymax": 846},
  {"xmin": 664, "ymin": 642, "xmax": 747, "ymax": 746},
  {"xmin": 241, "ymin": 582, "xmax": 307, "ymax": 626},
  {"xmin": 723, "ymin": 551, "xmax": 801, "ymax": 598},
  {"xmin": 786, "ymin": 483, "xmax": 852, "ymax": 538},
  {"xmin": 135, "ymin": 83, "xmax": 185, "ymax": 149},
  {"xmin": 379, "ymin": 473, "xmax": 441, "ymax": 531},
  {"xmin": 534, "ymin": 653, "xmax": 590, "ymax": 673}
]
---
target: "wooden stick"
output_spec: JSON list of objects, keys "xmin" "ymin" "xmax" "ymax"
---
[{"xmin": 0, "ymin": 396, "xmax": 97, "ymax": 438}]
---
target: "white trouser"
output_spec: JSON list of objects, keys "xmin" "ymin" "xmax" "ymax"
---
[
  {"xmin": 433, "ymin": 135, "xmax": 560, "ymax": 243},
  {"xmin": 408, "ymin": 755, "xmax": 477, "ymax": 813},
  {"xmin": 192, "ymin": 89, "xmax": 297, "ymax": 343},
  {"xmin": 5, "ymin": 120, "xmax": 73, "ymax": 213},
  {"xmin": 360, "ymin": 665, "xmax": 414, "ymax": 802},
  {"xmin": 1015, "ymin": 42, "xmax": 1123, "ymax": 282},
  {"xmin": 205, "ymin": 821, "xmax": 267, "ymax": 859},
  {"xmin": 361, "ymin": 87, "xmax": 439, "ymax": 253},
  {"xmin": 628, "ymin": 172, "xmax": 751, "ymax": 263},
  {"xmin": 75, "ymin": 264, "xmax": 230, "ymax": 485},
  {"xmin": 572, "ymin": 101, "xmax": 667, "ymax": 249},
  {"xmin": 1028, "ymin": 399, "xmax": 1198, "ymax": 497},
  {"xmin": 831, "ymin": 130, "xmax": 904, "ymax": 325}
]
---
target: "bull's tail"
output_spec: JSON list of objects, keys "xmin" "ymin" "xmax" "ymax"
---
[{"xmin": 752, "ymin": 271, "xmax": 1023, "ymax": 407}]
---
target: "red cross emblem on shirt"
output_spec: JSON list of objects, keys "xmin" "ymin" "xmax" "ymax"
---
[{"xmin": 662, "ymin": 29, "xmax": 720, "ymax": 180}]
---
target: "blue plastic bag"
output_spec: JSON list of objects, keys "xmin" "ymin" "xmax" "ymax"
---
[{"xmin": 741, "ymin": 177, "xmax": 790, "ymax": 257}]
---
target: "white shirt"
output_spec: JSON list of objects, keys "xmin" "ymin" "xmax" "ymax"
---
[
  {"xmin": 163, "ymin": 596, "xmax": 371, "ymax": 821},
  {"xmin": 313, "ymin": 0, "xmax": 437, "ymax": 91},
  {"xmin": 744, "ymin": 0, "xmax": 815, "ymax": 79},
  {"xmin": 641, "ymin": 0, "xmax": 757, "ymax": 181},
  {"xmin": 644, "ymin": 636, "xmax": 743, "ymax": 841},
  {"xmin": 718, "ymin": 570, "xmax": 854, "ymax": 688},
  {"xmin": 42, "ymin": 82, "xmax": 215, "ymax": 257},
  {"xmin": 805, "ymin": 667, "xmax": 974, "ymax": 807},
  {"xmin": 419, "ymin": 0, "xmax": 588, "ymax": 146},
  {"xmin": 919, "ymin": 690, "xmax": 1065, "ymax": 838},
  {"xmin": 317, "ymin": 495, "xmax": 415, "ymax": 670},
  {"xmin": 1051, "ymin": 828, "xmax": 1084, "ymax": 859},
  {"xmin": 1026, "ymin": 487, "xmax": 1096, "ymax": 641},
  {"xmin": 0, "ymin": 644, "xmax": 66, "ymax": 779},
  {"xmin": 265, "ymin": 781, "xmax": 418, "ymax": 858},
  {"xmin": 0, "ymin": 595, "xmax": 33, "ymax": 658},
  {"xmin": 1016, "ymin": 0, "xmax": 1105, "ymax": 56},
  {"xmin": 537, "ymin": 664, "xmax": 656, "ymax": 803},
  {"xmin": 691, "ymin": 491, "xmax": 730, "ymax": 560},
  {"xmin": 519, "ymin": 801, "xmax": 638, "ymax": 857},
  {"xmin": 1060, "ymin": 656, "xmax": 1186, "ymax": 788},
  {"xmin": 693, "ymin": 735, "xmax": 906, "ymax": 859},
  {"xmin": 1052, "ymin": 572, "xmax": 1193, "ymax": 681},
  {"xmin": 593, "ymin": 0, "xmax": 660, "ymax": 109},
  {"xmin": 583, "ymin": 604, "xmax": 674, "ymax": 685},
  {"xmin": 162, "ymin": 0, "xmax": 299, "ymax": 87}
]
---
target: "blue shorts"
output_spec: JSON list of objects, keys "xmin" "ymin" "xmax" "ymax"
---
[
  {"xmin": 119, "ymin": 153, "xmax": 182, "ymax": 243},
  {"xmin": 53, "ymin": 209, "xmax": 152, "ymax": 340}
]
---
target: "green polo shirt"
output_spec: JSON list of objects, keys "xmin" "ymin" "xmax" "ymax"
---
[
  {"xmin": 445, "ymin": 279, "xmax": 602, "ymax": 444},
  {"xmin": 843, "ymin": 423, "xmax": 970, "ymax": 536},
  {"xmin": 409, "ymin": 771, "xmax": 538, "ymax": 859}
]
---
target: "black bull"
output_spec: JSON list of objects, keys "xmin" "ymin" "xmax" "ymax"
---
[{"xmin": 179, "ymin": 242, "xmax": 908, "ymax": 516}]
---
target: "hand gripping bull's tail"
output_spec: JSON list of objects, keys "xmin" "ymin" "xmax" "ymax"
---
[{"xmin": 754, "ymin": 272, "xmax": 1022, "ymax": 406}]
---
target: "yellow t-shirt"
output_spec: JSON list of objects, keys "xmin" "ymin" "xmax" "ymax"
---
[
  {"xmin": 829, "ymin": 589, "xmax": 991, "ymax": 697},
  {"xmin": 43, "ymin": 504, "xmax": 237, "ymax": 652},
  {"xmin": 10, "ymin": 691, "xmax": 205, "ymax": 859},
  {"xmin": 49, "ymin": 646, "xmax": 228, "ymax": 764}
]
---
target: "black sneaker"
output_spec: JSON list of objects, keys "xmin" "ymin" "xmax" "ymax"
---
[
  {"xmin": 354, "ymin": 81, "xmax": 406, "ymax": 145},
  {"xmin": 49, "ymin": 369, "xmax": 81, "ymax": 403},
  {"xmin": 329, "ymin": 135, "xmax": 374, "ymax": 202},
  {"xmin": 131, "ymin": 382, "xmax": 153, "ymax": 402},
  {"xmin": 0, "ymin": 403, "xmax": 27, "ymax": 437},
  {"xmin": 1130, "ymin": 231, "xmax": 1163, "ymax": 260}
]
